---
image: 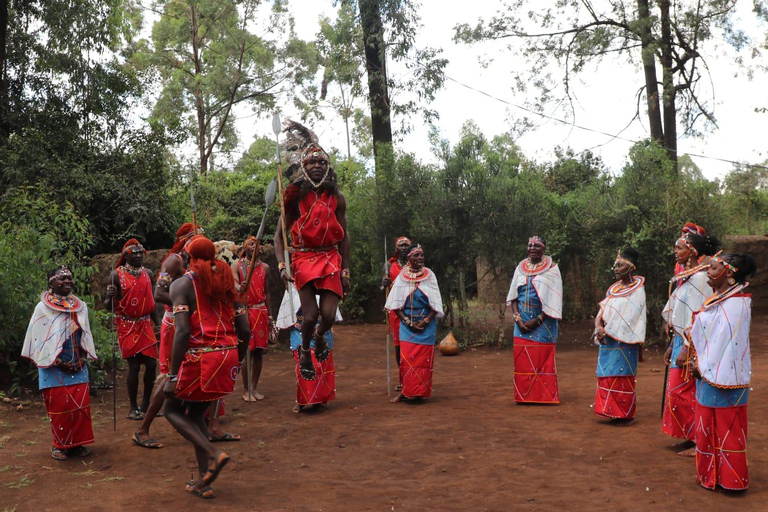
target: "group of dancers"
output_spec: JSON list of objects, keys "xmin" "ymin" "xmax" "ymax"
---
[
  {"xmin": 501, "ymin": 225, "xmax": 756, "ymax": 492},
  {"xmin": 19, "ymin": 120, "xmax": 757, "ymax": 497}
]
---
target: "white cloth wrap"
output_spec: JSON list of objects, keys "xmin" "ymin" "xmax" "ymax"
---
[
  {"xmin": 506, "ymin": 258, "xmax": 563, "ymax": 320},
  {"xmin": 690, "ymin": 295, "xmax": 751, "ymax": 387},
  {"xmin": 385, "ymin": 267, "xmax": 444, "ymax": 318},
  {"xmin": 597, "ymin": 281, "xmax": 646, "ymax": 345},
  {"xmin": 21, "ymin": 294, "xmax": 97, "ymax": 367},
  {"xmin": 661, "ymin": 271, "xmax": 712, "ymax": 344},
  {"xmin": 275, "ymin": 286, "xmax": 342, "ymax": 330}
]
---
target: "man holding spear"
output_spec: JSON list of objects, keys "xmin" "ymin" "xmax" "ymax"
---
[{"xmin": 274, "ymin": 119, "xmax": 350, "ymax": 382}]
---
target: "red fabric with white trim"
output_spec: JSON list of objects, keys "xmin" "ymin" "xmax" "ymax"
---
[
  {"xmin": 695, "ymin": 403, "xmax": 749, "ymax": 490},
  {"xmin": 399, "ymin": 341, "xmax": 434, "ymax": 398},
  {"xmin": 293, "ymin": 349, "xmax": 336, "ymax": 405},
  {"xmin": 661, "ymin": 368, "xmax": 696, "ymax": 440},
  {"xmin": 43, "ymin": 383, "xmax": 94, "ymax": 449},
  {"xmin": 595, "ymin": 376, "xmax": 636, "ymax": 419},
  {"xmin": 513, "ymin": 337, "xmax": 559, "ymax": 404}
]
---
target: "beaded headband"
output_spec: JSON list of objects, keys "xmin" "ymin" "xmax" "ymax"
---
[
  {"xmin": 676, "ymin": 236, "xmax": 696, "ymax": 254},
  {"xmin": 408, "ymin": 244, "xmax": 424, "ymax": 257},
  {"xmin": 528, "ymin": 236, "xmax": 545, "ymax": 248},
  {"xmin": 711, "ymin": 252, "xmax": 737, "ymax": 273},
  {"xmin": 396, "ymin": 237, "xmax": 412, "ymax": 248},
  {"xmin": 123, "ymin": 244, "xmax": 145, "ymax": 254},
  {"xmin": 613, "ymin": 252, "xmax": 636, "ymax": 272},
  {"xmin": 48, "ymin": 266, "xmax": 73, "ymax": 283},
  {"xmin": 301, "ymin": 145, "xmax": 330, "ymax": 167}
]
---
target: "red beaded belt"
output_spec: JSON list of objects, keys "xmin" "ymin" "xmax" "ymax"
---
[
  {"xmin": 116, "ymin": 314, "xmax": 151, "ymax": 323},
  {"xmin": 188, "ymin": 346, "xmax": 237, "ymax": 354},
  {"xmin": 248, "ymin": 302, "xmax": 266, "ymax": 309}
]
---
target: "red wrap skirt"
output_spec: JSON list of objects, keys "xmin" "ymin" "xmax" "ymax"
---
[
  {"xmin": 116, "ymin": 315, "xmax": 157, "ymax": 360},
  {"xmin": 400, "ymin": 342, "xmax": 434, "ymax": 399},
  {"xmin": 176, "ymin": 347, "xmax": 240, "ymax": 402},
  {"xmin": 388, "ymin": 310, "xmax": 401, "ymax": 347},
  {"xmin": 248, "ymin": 304, "xmax": 269, "ymax": 350},
  {"xmin": 595, "ymin": 376, "xmax": 636, "ymax": 419},
  {"xmin": 662, "ymin": 368, "xmax": 696, "ymax": 440},
  {"xmin": 158, "ymin": 312, "xmax": 174, "ymax": 375},
  {"xmin": 43, "ymin": 383, "xmax": 94, "ymax": 449},
  {"xmin": 293, "ymin": 349, "xmax": 336, "ymax": 405},
  {"xmin": 291, "ymin": 249, "xmax": 343, "ymax": 297},
  {"xmin": 513, "ymin": 338, "xmax": 559, "ymax": 404},
  {"xmin": 695, "ymin": 404, "xmax": 749, "ymax": 490}
]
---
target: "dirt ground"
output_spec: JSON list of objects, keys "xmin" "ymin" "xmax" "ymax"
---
[{"xmin": 1, "ymin": 319, "xmax": 766, "ymax": 512}]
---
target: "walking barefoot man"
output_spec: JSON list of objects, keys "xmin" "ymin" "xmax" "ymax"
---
[
  {"xmin": 274, "ymin": 128, "xmax": 350, "ymax": 382},
  {"xmin": 232, "ymin": 235, "xmax": 272, "ymax": 402}
]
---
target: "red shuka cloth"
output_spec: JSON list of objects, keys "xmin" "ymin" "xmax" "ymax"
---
[
  {"xmin": 400, "ymin": 341, "xmax": 434, "ymax": 399},
  {"xmin": 175, "ymin": 273, "xmax": 240, "ymax": 402},
  {"xmin": 595, "ymin": 376, "xmax": 636, "ymax": 419},
  {"xmin": 513, "ymin": 337, "xmax": 559, "ymax": 404},
  {"xmin": 115, "ymin": 267, "xmax": 157, "ymax": 359},
  {"xmin": 158, "ymin": 308, "xmax": 174, "ymax": 375},
  {"xmin": 293, "ymin": 349, "xmax": 336, "ymax": 405},
  {"xmin": 388, "ymin": 261, "xmax": 404, "ymax": 347},
  {"xmin": 43, "ymin": 383, "xmax": 94, "ymax": 449},
  {"xmin": 290, "ymin": 191, "xmax": 345, "ymax": 297},
  {"xmin": 662, "ymin": 368, "xmax": 696, "ymax": 440},
  {"xmin": 695, "ymin": 403, "xmax": 749, "ymax": 490},
  {"xmin": 239, "ymin": 261, "xmax": 269, "ymax": 350}
]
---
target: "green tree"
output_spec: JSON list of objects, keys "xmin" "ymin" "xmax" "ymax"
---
[
  {"xmin": 140, "ymin": 0, "xmax": 318, "ymax": 175},
  {"xmin": 454, "ymin": 0, "xmax": 766, "ymax": 166}
]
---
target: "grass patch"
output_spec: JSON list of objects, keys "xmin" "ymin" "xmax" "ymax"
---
[
  {"xmin": 0, "ymin": 465, "xmax": 11, "ymax": 473},
  {"xmin": 22, "ymin": 440, "xmax": 38, "ymax": 446},
  {"xmin": 98, "ymin": 476, "xmax": 124, "ymax": 482},
  {"xmin": 13, "ymin": 453, "xmax": 27, "ymax": 458},
  {"xmin": 6, "ymin": 476, "xmax": 34, "ymax": 489},
  {"xmin": 74, "ymin": 469, "xmax": 101, "ymax": 476}
]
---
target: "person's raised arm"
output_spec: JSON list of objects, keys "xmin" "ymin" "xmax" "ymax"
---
[{"xmin": 103, "ymin": 270, "xmax": 120, "ymax": 311}]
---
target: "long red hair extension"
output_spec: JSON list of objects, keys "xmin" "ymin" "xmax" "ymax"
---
[{"xmin": 185, "ymin": 236, "xmax": 237, "ymax": 304}]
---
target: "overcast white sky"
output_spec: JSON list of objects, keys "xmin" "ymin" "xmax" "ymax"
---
[{"xmin": 234, "ymin": 1, "xmax": 768, "ymax": 181}]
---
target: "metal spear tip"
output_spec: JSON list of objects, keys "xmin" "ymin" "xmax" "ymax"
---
[
  {"xmin": 265, "ymin": 177, "xmax": 277, "ymax": 206},
  {"xmin": 272, "ymin": 112, "xmax": 281, "ymax": 136}
]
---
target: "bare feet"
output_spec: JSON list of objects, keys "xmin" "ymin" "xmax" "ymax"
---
[
  {"xmin": 242, "ymin": 390, "xmax": 265, "ymax": 402},
  {"xmin": 298, "ymin": 347, "xmax": 316, "ymax": 380},
  {"xmin": 390, "ymin": 392, "xmax": 404, "ymax": 403},
  {"xmin": 677, "ymin": 447, "xmax": 696, "ymax": 457},
  {"xmin": 293, "ymin": 404, "xmax": 304, "ymax": 413}
]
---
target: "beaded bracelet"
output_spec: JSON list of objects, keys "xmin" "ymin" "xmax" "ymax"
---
[
  {"xmin": 278, "ymin": 262, "xmax": 287, "ymax": 271},
  {"xmin": 173, "ymin": 304, "xmax": 190, "ymax": 314},
  {"xmin": 341, "ymin": 268, "xmax": 350, "ymax": 278}
]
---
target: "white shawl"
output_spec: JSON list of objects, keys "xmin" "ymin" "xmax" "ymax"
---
[
  {"xmin": 21, "ymin": 293, "xmax": 97, "ymax": 368},
  {"xmin": 385, "ymin": 267, "xmax": 444, "ymax": 318},
  {"xmin": 661, "ymin": 270, "xmax": 712, "ymax": 342},
  {"xmin": 597, "ymin": 277, "xmax": 646, "ymax": 345},
  {"xmin": 275, "ymin": 286, "xmax": 342, "ymax": 330},
  {"xmin": 690, "ymin": 294, "xmax": 751, "ymax": 387},
  {"xmin": 506, "ymin": 257, "xmax": 563, "ymax": 320}
]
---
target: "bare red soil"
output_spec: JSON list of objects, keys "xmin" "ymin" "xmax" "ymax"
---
[{"xmin": 1, "ymin": 319, "xmax": 766, "ymax": 511}]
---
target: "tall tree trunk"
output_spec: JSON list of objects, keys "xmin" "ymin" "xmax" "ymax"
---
[
  {"xmin": 658, "ymin": 0, "xmax": 678, "ymax": 167},
  {"xmin": 358, "ymin": 0, "xmax": 393, "ymax": 174},
  {"xmin": 0, "ymin": 0, "xmax": 8, "ymax": 139},
  {"xmin": 189, "ymin": 5, "xmax": 207, "ymax": 175},
  {"xmin": 636, "ymin": 0, "xmax": 663, "ymax": 145}
]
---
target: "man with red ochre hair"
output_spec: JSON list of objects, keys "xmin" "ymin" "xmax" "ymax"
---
[
  {"xmin": 132, "ymin": 223, "xmax": 201, "ymax": 449},
  {"xmin": 163, "ymin": 235, "xmax": 249, "ymax": 499},
  {"xmin": 104, "ymin": 239, "xmax": 160, "ymax": 421},
  {"xmin": 381, "ymin": 236, "xmax": 411, "ymax": 390}
]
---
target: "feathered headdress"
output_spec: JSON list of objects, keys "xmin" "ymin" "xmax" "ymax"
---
[{"xmin": 281, "ymin": 119, "xmax": 321, "ymax": 184}]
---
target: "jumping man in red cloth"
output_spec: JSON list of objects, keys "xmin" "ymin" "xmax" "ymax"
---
[
  {"xmin": 382, "ymin": 236, "xmax": 411, "ymax": 390},
  {"xmin": 232, "ymin": 235, "xmax": 272, "ymax": 402},
  {"xmin": 275, "ymin": 137, "xmax": 351, "ymax": 382},
  {"xmin": 163, "ymin": 235, "xmax": 249, "ymax": 499},
  {"xmin": 104, "ymin": 239, "xmax": 160, "ymax": 421},
  {"xmin": 23, "ymin": 266, "xmax": 97, "ymax": 460}
]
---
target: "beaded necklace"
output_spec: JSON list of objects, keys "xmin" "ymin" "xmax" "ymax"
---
[
  {"xmin": 605, "ymin": 276, "xmax": 644, "ymax": 298},
  {"xmin": 43, "ymin": 291, "xmax": 80, "ymax": 311},
  {"xmin": 700, "ymin": 282, "xmax": 749, "ymax": 311},
  {"xmin": 123, "ymin": 263, "xmax": 143, "ymax": 277},
  {"xmin": 521, "ymin": 255, "xmax": 552, "ymax": 276}
]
